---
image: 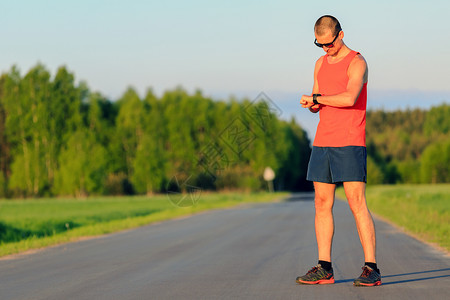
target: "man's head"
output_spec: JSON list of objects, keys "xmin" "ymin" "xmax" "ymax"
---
[
  {"xmin": 314, "ymin": 15, "xmax": 342, "ymax": 36},
  {"xmin": 314, "ymin": 15, "xmax": 344, "ymax": 55}
]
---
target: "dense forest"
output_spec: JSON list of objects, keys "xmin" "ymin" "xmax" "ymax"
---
[
  {"xmin": 0, "ymin": 64, "xmax": 448, "ymax": 198},
  {"xmin": 366, "ymin": 105, "xmax": 450, "ymax": 184},
  {"xmin": 0, "ymin": 64, "xmax": 311, "ymax": 198}
]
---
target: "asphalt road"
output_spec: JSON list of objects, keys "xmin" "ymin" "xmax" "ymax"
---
[{"xmin": 1, "ymin": 193, "xmax": 449, "ymax": 300}]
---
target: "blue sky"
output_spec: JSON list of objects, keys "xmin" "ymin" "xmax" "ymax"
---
[{"xmin": 1, "ymin": 0, "xmax": 449, "ymax": 137}]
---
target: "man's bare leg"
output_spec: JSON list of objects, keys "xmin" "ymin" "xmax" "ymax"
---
[
  {"xmin": 296, "ymin": 181, "xmax": 337, "ymax": 284},
  {"xmin": 343, "ymin": 181, "xmax": 376, "ymax": 263},
  {"xmin": 314, "ymin": 182, "xmax": 336, "ymax": 262}
]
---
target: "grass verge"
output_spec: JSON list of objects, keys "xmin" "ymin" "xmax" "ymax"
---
[
  {"xmin": 336, "ymin": 184, "xmax": 450, "ymax": 252},
  {"xmin": 0, "ymin": 192, "xmax": 289, "ymax": 258}
]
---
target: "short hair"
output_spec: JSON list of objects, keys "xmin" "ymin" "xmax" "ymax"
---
[{"xmin": 314, "ymin": 15, "xmax": 342, "ymax": 36}]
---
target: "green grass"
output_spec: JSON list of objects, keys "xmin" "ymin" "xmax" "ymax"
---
[
  {"xmin": 336, "ymin": 184, "xmax": 450, "ymax": 252},
  {"xmin": 0, "ymin": 192, "xmax": 289, "ymax": 257}
]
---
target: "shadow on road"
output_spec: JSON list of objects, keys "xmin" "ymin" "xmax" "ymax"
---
[
  {"xmin": 382, "ymin": 268, "xmax": 450, "ymax": 285},
  {"xmin": 335, "ymin": 268, "xmax": 450, "ymax": 285}
]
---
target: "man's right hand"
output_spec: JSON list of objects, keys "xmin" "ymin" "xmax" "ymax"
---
[{"xmin": 309, "ymin": 104, "xmax": 320, "ymax": 113}]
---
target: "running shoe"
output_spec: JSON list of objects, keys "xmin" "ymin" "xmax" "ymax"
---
[
  {"xmin": 353, "ymin": 265, "xmax": 382, "ymax": 286},
  {"xmin": 296, "ymin": 264, "xmax": 335, "ymax": 284}
]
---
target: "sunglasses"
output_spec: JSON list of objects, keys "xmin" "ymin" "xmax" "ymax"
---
[{"xmin": 314, "ymin": 32, "xmax": 340, "ymax": 48}]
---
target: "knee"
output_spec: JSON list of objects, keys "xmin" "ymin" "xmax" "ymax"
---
[
  {"xmin": 347, "ymin": 196, "xmax": 368, "ymax": 215},
  {"xmin": 314, "ymin": 194, "xmax": 334, "ymax": 212}
]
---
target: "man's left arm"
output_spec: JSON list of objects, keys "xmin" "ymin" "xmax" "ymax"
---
[{"xmin": 300, "ymin": 55, "xmax": 367, "ymax": 108}]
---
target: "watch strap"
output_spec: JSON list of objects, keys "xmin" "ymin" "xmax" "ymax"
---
[{"xmin": 313, "ymin": 94, "xmax": 321, "ymax": 105}]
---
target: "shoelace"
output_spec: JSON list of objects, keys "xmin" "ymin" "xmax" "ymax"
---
[
  {"xmin": 307, "ymin": 266, "xmax": 319, "ymax": 275},
  {"xmin": 361, "ymin": 267, "xmax": 372, "ymax": 278}
]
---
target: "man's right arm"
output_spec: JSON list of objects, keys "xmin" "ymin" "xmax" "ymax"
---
[{"xmin": 309, "ymin": 57, "xmax": 323, "ymax": 113}]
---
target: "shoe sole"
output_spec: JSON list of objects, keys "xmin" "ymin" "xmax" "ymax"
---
[
  {"xmin": 354, "ymin": 280, "xmax": 382, "ymax": 287},
  {"xmin": 297, "ymin": 278, "xmax": 335, "ymax": 285}
]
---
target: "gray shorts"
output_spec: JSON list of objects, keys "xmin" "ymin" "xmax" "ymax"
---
[{"xmin": 306, "ymin": 146, "xmax": 367, "ymax": 183}]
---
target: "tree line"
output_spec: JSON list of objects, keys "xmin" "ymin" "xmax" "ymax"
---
[
  {"xmin": 0, "ymin": 64, "xmax": 311, "ymax": 198},
  {"xmin": 0, "ymin": 64, "xmax": 448, "ymax": 198},
  {"xmin": 366, "ymin": 104, "xmax": 450, "ymax": 184}
]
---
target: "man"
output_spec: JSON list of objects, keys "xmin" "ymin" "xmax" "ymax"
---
[{"xmin": 296, "ymin": 15, "xmax": 381, "ymax": 287}]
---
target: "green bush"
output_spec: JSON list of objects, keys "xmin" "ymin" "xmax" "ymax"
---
[{"xmin": 421, "ymin": 139, "xmax": 450, "ymax": 183}]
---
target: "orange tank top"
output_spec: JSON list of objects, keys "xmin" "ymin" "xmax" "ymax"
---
[{"xmin": 313, "ymin": 50, "xmax": 367, "ymax": 147}]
